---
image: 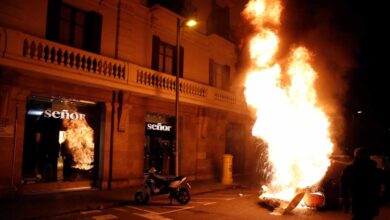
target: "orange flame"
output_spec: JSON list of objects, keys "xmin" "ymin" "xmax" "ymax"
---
[
  {"xmin": 63, "ymin": 116, "xmax": 95, "ymax": 170},
  {"xmin": 243, "ymin": 0, "xmax": 333, "ymax": 201}
]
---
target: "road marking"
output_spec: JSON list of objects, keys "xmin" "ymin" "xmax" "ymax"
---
[
  {"xmin": 240, "ymin": 194, "xmax": 252, "ymax": 197},
  {"xmin": 113, "ymin": 207, "xmax": 128, "ymax": 212},
  {"xmin": 134, "ymin": 213, "xmax": 173, "ymax": 220},
  {"xmin": 153, "ymin": 205, "xmax": 190, "ymax": 208},
  {"xmin": 126, "ymin": 205, "xmax": 159, "ymax": 214},
  {"xmin": 158, "ymin": 206, "xmax": 194, "ymax": 215},
  {"xmin": 203, "ymin": 202, "xmax": 217, "ymax": 205},
  {"xmin": 92, "ymin": 214, "xmax": 118, "ymax": 220},
  {"xmin": 189, "ymin": 201, "xmax": 213, "ymax": 204},
  {"xmin": 80, "ymin": 210, "xmax": 102, "ymax": 215},
  {"xmin": 192, "ymin": 197, "xmax": 235, "ymax": 200}
]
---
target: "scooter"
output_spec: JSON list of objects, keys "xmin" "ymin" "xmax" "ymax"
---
[{"xmin": 134, "ymin": 168, "xmax": 191, "ymax": 205}]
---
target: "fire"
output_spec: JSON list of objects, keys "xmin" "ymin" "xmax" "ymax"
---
[
  {"xmin": 63, "ymin": 116, "xmax": 95, "ymax": 170},
  {"xmin": 243, "ymin": 0, "xmax": 333, "ymax": 202}
]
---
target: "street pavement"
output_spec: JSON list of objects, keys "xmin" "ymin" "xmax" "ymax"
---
[
  {"xmin": 2, "ymin": 178, "xmax": 389, "ymax": 220},
  {"xmin": 0, "ymin": 178, "xmax": 249, "ymax": 219},
  {"xmin": 46, "ymin": 186, "xmax": 390, "ymax": 220}
]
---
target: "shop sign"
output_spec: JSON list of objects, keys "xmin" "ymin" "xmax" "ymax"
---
[
  {"xmin": 146, "ymin": 122, "xmax": 172, "ymax": 132},
  {"xmin": 44, "ymin": 109, "xmax": 86, "ymax": 120}
]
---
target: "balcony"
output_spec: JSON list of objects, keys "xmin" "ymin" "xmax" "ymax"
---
[{"xmin": 0, "ymin": 27, "xmax": 248, "ymax": 114}]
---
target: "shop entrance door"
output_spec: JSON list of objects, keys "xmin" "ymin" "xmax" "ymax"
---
[
  {"xmin": 144, "ymin": 115, "xmax": 175, "ymax": 175},
  {"xmin": 145, "ymin": 137, "xmax": 173, "ymax": 175}
]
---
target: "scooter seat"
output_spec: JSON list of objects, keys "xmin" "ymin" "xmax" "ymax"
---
[{"xmin": 153, "ymin": 174, "xmax": 183, "ymax": 182}]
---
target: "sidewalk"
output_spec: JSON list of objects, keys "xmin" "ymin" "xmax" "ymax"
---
[{"xmin": 0, "ymin": 179, "xmax": 251, "ymax": 220}]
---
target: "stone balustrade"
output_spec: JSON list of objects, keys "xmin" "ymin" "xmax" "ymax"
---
[
  {"xmin": 0, "ymin": 27, "xmax": 247, "ymax": 114},
  {"xmin": 21, "ymin": 33, "xmax": 127, "ymax": 82}
]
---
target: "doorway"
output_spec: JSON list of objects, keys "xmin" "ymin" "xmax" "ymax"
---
[{"xmin": 144, "ymin": 114, "xmax": 175, "ymax": 175}]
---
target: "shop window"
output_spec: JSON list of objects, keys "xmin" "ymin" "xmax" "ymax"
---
[
  {"xmin": 22, "ymin": 96, "xmax": 101, "ymax": 184},
  {"xmin": 46, "ymin": 0, "xmax": 102, "ymax": 53},
  {"xmin": 209, "ymin": 59, "xmax": 230, "ymax": 91},
  {"xmin": 151, "ymin": 36, "xmax": 184, "ymax": 77}
]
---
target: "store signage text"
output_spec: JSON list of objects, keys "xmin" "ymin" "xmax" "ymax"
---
[
  {"xmin": 44, "ymin": 109, "xmax": 86, "ymax": 120},
  {"xmin": 146, "ymin": 123, "xmax": 172, "ymax": 132}
]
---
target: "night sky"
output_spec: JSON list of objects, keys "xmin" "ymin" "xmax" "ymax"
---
[
  {"xmin": 282, "ymin": 0, "xmax": 390, "ymax": 154},
  {"xmin": 238, "ymin": 0, "xmax": 390, "ymax": 155}
]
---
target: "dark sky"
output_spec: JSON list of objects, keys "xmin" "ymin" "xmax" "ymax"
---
[{"xmin": 279, "ymin": 0, "xmax": 390, "ymax": 153}]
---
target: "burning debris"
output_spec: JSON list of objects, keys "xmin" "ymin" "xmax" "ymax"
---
[{"xmin": 242, "ymin": 0, "xmax": 333, "ymax": 213}]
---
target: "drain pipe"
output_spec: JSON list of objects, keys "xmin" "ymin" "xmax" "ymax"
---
[
  {"xmin": 11, "ymin": 105, "xmax": 18, "ymax": 192},
  {"xmin": 108, "ymin": 91, "xmax": 116, "ymax": 189},
  {"xmin": 115, "ymin": 0, "xmax": 121, "ymax": 59}
]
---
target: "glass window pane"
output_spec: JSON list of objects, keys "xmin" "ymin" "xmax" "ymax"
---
[
  {"xmin": 159, "ymin": 55, "xmax": 164, "ymax": 72},
  {"xmin": 61, "ymin": 5, "xmax": 72, "ymax": 20},
  {"xmin": 216, "ymin": 71, "xmax": 223, "ymax": 89},
  {"xmin": 159, "ymin": 45, "xmax": 164, "ymax": 54},
  {"xmin": 74, "ymin": 26, "xmax": 85, "ymax": 48},
  {"xmin": 76, "ymin": 11, "xmax": 86, "ymax": 25},
  {"xmin": 59, "ymin": 21, "xmax": 71, "ymax": 43},
  {"xmin": 166, "ymin": 57, "xmax": 173, "ymax": 74},
  {"xmin": 166, "ymin": 46, "xmax": 173, "ymax": 57}
]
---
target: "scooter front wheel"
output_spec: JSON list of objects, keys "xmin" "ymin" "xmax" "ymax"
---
[
  {"xmin": 176, "ymin": 188, "xmax": 191, "ymax": 204},
  {"xmin": 135, "ymin": 191, "xmax": 150, "ymax": 204}
]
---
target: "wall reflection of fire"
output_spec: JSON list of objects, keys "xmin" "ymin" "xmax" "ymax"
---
[{"xmin": 62, "ymin": 117, "xmax": 95, "ymax": 171}]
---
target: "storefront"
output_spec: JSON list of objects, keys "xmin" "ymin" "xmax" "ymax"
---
[
  {"xmin": 144, "ymin": 113, "xmax": 175, "ymax": 175},
  {"xmin": 21, "ymin": 96, "xmax": 102, "ymax": 187}
]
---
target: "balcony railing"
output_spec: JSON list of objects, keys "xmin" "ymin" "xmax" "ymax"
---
[{"xmin": 0, "ymin": 27, "xmax": 247, "ymax": 114}]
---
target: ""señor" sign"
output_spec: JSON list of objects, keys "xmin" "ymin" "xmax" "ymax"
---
[{"xmin": 44, "ymin": 109, "xmax": 86, "ymax": 120}]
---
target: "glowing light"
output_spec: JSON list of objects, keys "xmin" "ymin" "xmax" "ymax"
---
[{"xmin": 185, "ymin": 19, "xmax": 197, "ymax": 27}]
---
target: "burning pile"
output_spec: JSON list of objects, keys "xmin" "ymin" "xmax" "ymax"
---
[{"xmin": 242, "ymin": 0, "xmax": 333, "ymax": 208}]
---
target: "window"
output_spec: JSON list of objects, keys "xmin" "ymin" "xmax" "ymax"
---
[
  {"xmin": 59, "ymin": 4, "xmax": 87, "ymax": 49},
  {"xmin": 46, "ymin": 0, "xmax": 102, "ymax": 53},
  {"xmin": 158, "ymin": 42, "xmax": 174, "ymax": 74},
  {"xmin": 22, "ymin": 96, "xmax": 101, "ymax": 184},
  {"xmin": 209, "ymin": 59, "xmax": 230, "ymax": 91},
  {"xmin": 147, "ymin": 0, "xmax": 197, "ymax": 18},
  {"xmin": 207, "ymin": 2, "xmax": 230, "ymax": 40},
  {"xmin": 151, "ymin": 36, "xmax": 184, "ymax": 77}
]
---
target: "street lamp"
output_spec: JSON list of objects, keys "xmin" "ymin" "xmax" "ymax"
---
[{"xmin": 175, "ymin": 17, "xmax": 197, "ymax": 176}]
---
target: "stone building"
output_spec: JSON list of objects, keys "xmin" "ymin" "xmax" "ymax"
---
[{"xmin": 0, "ymin": 0, "xmax": 256, "ymax": 195}]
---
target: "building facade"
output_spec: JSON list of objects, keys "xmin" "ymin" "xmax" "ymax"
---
[{"xmin": 0, "ymin": 0, "xmax": 256, "ymax": 195}]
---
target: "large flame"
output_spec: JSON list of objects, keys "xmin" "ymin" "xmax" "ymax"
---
[
  {"xmin": 63, "ymin": 116, "xmax": 95, "ymax": 170},
  {"xmin": 243, "ymin": 0, "xmax": 333, "ymax": 201}
]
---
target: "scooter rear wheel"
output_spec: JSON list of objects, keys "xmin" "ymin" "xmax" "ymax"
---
[
  {"xmin": 176, "ymin": 188, "xmax": 191, "ymax": 204},
  {"xmin": 135, "ymin": 191, "xmax": 150, "ymax": 204}
]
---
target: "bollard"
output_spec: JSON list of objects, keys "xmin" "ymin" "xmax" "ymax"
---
[{"xmin": 222, "ymin": 154, "xmax": 233, "ymax": 184}]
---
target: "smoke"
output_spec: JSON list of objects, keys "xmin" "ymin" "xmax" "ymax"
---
[{"xmin": 279, "ymin": 0, "xmax": 364, "ymax": 152}]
